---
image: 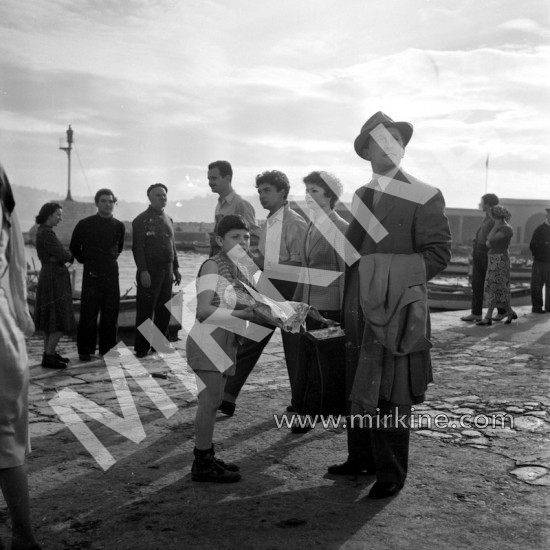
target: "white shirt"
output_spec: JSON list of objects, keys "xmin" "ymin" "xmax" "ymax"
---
[{"xmin": 260, "ymin": 205, "xmax": 285, "ymax": 269}]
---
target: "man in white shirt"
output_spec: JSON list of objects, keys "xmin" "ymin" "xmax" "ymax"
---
[
  {"xmin": 220, "ymin": 170, "xmax": 307, "ymax": 416},
  {"xmin": 207, "ymin": 160, "xmax": 259, "ymax": 256}
]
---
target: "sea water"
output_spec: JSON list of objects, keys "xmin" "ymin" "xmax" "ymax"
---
[{"xmin": 25, "ymin": 246, "xmax": 208, "ymax": 296}]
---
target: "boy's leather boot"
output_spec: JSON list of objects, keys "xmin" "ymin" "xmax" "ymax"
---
[{"xmin": 191, "ymin": 447, "xmax": 241, "ymax": 483}]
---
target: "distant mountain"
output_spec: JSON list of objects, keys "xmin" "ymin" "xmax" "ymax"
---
[
  {"xmin": 11, "ymin": 185, "xmax": 66, "ymax": 230},
  {"xmin": 11, "ymin": 184, "xmax": 266, "ymax": 230},
  {"xmin": 13, "ymin": 184, "xmax": 354, "ymax": 231}
]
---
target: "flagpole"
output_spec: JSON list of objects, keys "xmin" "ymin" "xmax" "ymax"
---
[{"xmin": 484, "ymin": 153, "xmax": 489, "ymax": 193}]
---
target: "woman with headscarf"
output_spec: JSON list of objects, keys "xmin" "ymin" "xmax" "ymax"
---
[
  {"xmin": 33, "ymin": 202, "xmax": 75, "ymax": 368},
  {"xmin": 476, "ymin": 205, "xmax": 517, "ymax": 325},
  {"xmin": 0, "ymin": 164, "xmax": 41, "ymax": 549},
  {"xmin": 291, "ymin": 171, "xmax": 349, "ymax": 432}
]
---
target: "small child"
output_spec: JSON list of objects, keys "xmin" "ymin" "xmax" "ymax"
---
[{"xmin": 186, "ymin": 215, "xmax": 255, "ymax": 482}]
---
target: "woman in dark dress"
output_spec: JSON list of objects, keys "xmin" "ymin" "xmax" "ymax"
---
[
  {"xmin": 477, "ymin": 205, "xmax": 517, "ymax": 325},
  {"xmin": 34, "ymin": 203, "xmax": 75, "ymax": 368}
]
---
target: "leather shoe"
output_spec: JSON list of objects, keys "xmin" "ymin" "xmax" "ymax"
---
[
  {"xmin": 475, "ymin": 318, "xmax": 492, "ymax": 326},
  {"xmin": 328, "ymin": 459, "xmax": 375, "ymax": 476},
  {"xmin": 532, "ymin": 308, "xmax": 546, "ymax": 314},
  {"xmin": 219, "ymin": 400, "xmax": 236, "ymax": 417},
  {"xmin": 491, "ymin": 312, "xmax": 507, "ymax": 321},
  {"xmin": 504, "ymin": 312, "xmax": 518, "ymax": 324},
  {"xmin": 41, "ymin": 354, "xmax": 67, "ymax": 369},
  {"xmin": 368, "ymin": 481, "xmax": 404, "ymax": 499},
  {"xmin": 460, "ymin": 313, "xmax": 482, "ymax": 322}
]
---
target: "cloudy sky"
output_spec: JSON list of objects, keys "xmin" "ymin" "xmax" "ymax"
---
[{"xmin": 1, "ymin": 0, "xmax": 548, "ymax": 211}]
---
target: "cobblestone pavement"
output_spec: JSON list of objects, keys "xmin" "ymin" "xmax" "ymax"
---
[{"xmin": 2, "ymin": 305, "xmax": 548, "ymax": 549}]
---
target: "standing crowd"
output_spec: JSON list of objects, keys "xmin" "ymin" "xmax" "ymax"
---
[{"xmin": 1, "ymin": 110, "xmax": 549, "ymax": 549}]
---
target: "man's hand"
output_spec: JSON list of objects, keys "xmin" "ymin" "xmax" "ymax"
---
[
  {"xmin": 173, "ymin": 268, "xmax": 182, "ymax": 286},
  {"xmin": 140, "ymin": 270, "xmax": 151, "ymax": 289},
  {"xmin": 307, "ymin": 306, "xmax": 339, "ymax": 327}
]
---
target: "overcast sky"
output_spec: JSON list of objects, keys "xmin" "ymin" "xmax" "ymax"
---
[{"xmin": 1, "ymin": 0, "xmax": 548, "ymax": 209}]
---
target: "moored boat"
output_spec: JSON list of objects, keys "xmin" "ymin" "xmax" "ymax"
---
[
  {"xmin": 192, "ymin": 242, "xmax": 210, "ymax": 254},
  {"xmin": 26, "ymin": 270, "xmax": 181, "ymax": 336},
  {"xmin": 428, "ymin": 281, "xmax": 531, "ymax": 311},
  {"xmin": 442, "ymin": 262, "xmax": 532, "ymax": 281}
]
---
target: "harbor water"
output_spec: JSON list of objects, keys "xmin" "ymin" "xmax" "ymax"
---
[{"xmin": 25, "ymin": 246, "xmax": 208, "ymax": 297}]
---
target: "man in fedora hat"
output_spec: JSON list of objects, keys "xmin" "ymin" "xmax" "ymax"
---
[
  {"xmin": 328, "ymin": 111, "xmax": 451, "ymax": 498},
  {"xmin": 529, "ymin": 207, "xmax": 550, "ymax": 313}
]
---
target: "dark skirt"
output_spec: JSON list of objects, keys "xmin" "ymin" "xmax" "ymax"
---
[{"xmin": 34, "ymin": 263, "xmax": 75, "ymax": 333}]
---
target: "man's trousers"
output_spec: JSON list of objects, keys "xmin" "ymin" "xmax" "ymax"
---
[
  {"xmin": 77, "ymin": 267, "xmax": 120, "ymax": 356},
  {"xmin": 134, "ymin": 264, "xmax": 173, "ymax": 355},
  {"xmin": 343, "ymin": 264, "xmax": 410, "ymax": 485},
  {"xmin": 531, "ymin": 260, "xmax": 550, "ymax": 312}
]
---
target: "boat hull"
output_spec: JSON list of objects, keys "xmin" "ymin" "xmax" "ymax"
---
[
  {"xmin": 192, "ymin": 243, "xmax": 210, "ymax": 254},
  {"xmin": 27, "ymin": 293, "xmax": 181, "ymax": 337},
  {"xmin": 428, "ymin": 284, "xmax": 531, "ymax": 311},
  {"xmin": 442, "ymin": 263, "xmax": 532, "ymax": 281}
]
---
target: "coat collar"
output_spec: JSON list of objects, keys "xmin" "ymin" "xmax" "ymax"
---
[{"xmin": 305, "ymin": 210, "xmax": 341, "ymax": 258}]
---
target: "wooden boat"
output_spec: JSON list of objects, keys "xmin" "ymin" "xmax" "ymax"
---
[
  {"xmin": 442, "ymin": 262, "xmax": 532, "ymax": 281},
  {"xmin": 26, "ymin": 270, "xmax": 181, "ymax": 336},
  {"xmin": 428, "ymin": 282, "xmax": 531, "ymax": 311},
  {"xmin": 192, "ymin": 242, "xmax": 211, "ymax": 254}
]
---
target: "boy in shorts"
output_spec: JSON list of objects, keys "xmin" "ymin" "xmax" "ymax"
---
[{"xmin": 186, "ymin": 215, "xmax": 256, "ymax": 482}]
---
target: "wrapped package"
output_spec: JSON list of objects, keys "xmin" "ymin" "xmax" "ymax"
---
[{"xmin": 224, "ymin": 280, "xmax": 310, "ymax": 333}]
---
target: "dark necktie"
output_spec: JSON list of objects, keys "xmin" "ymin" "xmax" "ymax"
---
[
  {"xmin": 371, "ymin": 178, "xmax": 383, "ymax": 209},
  {"xmin": 345, "ymin": 185, "xmax": 371, "ymax": 256}
]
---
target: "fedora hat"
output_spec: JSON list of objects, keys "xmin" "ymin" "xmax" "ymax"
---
[{"xmin": 354, "ymin": 111, "xmax": 414, "ymax": 158}]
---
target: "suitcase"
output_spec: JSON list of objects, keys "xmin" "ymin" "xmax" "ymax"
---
[{"xmin": 299, "ymin": 326, "xmax": 347, "ymax": 416}]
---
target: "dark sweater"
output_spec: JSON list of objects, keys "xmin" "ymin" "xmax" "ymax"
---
[
  {"xmin": 132, "ymin": 206, "xmax": 179, "ymax": 272},
  {"xmin": 529, "ymin": 223, "xmax": 550, "ymax": 263},
  {"xmin": 473, "ymin": 214, "xmax": 494, "ymax": 251},
  {"xmin": 70, "ymin": 214, "xmax": 125, "ymax": 271}
]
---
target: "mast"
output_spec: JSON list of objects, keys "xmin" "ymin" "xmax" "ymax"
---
[
  {"xmin": 484, "ymin": 152, "xmax": 489, "ymax": 194},
  {"xmin": 59, "ymin": 125, "xmax": 74, "ymax": 201}
]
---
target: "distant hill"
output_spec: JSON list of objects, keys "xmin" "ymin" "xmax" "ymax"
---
[
  {"xmin": 12, "ymin": 185, "xmax": 263, "ymax": 230},
  {"xmin": 12, "ymin": 185, "xmax": 66, "ymax": 230},
  {"xmin": 12, "ymin": 184, "xmax": 355, "ymax": 231}
]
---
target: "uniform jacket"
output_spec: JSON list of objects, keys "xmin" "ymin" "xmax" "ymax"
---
[{"xmin": 132, "ymin": 206, "xmax": 179, "ymax": 273}]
